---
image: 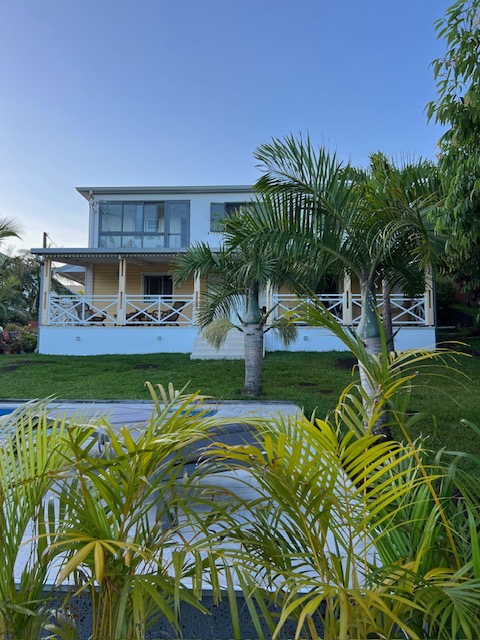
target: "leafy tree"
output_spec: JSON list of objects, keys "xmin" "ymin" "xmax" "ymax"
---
[
  {"xmin": 173, "ymin": 224, "xmax": 298, "ymax": 397},
  {"xmin": 427, "ymin": 0, "xmax": 480, "ymax": 291},
  {"xmin": 0, "ymin": 251, "xmax": 69, "ymax": 326}
]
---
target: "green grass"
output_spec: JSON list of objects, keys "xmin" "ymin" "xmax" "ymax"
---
[{"xmin": 2, "ymin": 346, "xmax": 480, "ymax": 460}]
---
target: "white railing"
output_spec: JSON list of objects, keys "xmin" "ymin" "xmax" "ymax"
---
[
  {"xmin": 275, "ymin": 294, "xmax": 343, "ymax": 322},
  {"xmin": 273, "ymin": 293, "xmax": 426, "ymax": 326},
  {"xmin": 351, "ymin": 294, "xmax": 425, "ymax": 325},
  {"xmin": 48, "ymin": 293, "xmax": 426, "ymax": 327},
  {"xmin": 49, "ymin": 295, "xmax": 118, "ymax": 325},
  {"xmin": 48, "ymin": 294, "xmax": 195, "ymax": 326},
  {"xmin": 124, "ymin": 296, "xmax": 194, "ymax": 325}
]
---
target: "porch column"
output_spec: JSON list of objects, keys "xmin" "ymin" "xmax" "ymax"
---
[
  {"xmin": 193, "ymin": 273, "xmax": 201, "ymax": 324},
  {"xmin": 424, "ymin": 265, "xmax": 435, "ymax": 326},
  {"xmin": 117, "ymin": 257, "xmax": 127, "ymax": 326},
  {"xmin": 40, "ymin": 258, "xmax": 52, "ymax": 325},
  {"xmin": 342, "ymin": 273, "xmax": 353, "ymax": 325}
]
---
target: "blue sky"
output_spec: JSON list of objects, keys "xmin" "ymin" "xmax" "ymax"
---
[{"xmin": 0, "ymin": 0, "xmax": 452, "ymax": 252}]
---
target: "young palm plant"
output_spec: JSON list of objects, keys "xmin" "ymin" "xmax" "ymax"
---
[
  {"xmin": 197, "ymin": 304, "xmax": 480, "ymax": 639},
  {"xmin": 0, "ymin": 402, "xmax": 96, "ymax": 640},
  {"xmin": 46, "ymin": 385, "xmax": 243, "ymax": 640}
]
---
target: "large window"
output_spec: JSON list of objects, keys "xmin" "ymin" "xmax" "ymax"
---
[
  {"xmin": 210, "ymin": 202, "xmax": 248, "ymax": 232},
  {"xmin": 99, "ymin": 201, "xmax": 190, "ymax": 248}
]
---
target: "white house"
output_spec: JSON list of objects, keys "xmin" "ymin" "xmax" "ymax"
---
[{"xmin": 31, "ymin": 185, "xmax": 436, "ymax": 357}]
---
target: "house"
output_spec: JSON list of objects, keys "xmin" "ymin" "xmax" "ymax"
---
[{"xmin": 31, "ymin": 185, "xmax": 436, "ymax": 357}]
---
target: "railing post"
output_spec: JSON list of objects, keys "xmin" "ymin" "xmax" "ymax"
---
[
  {"xmin": 193, "ymin": 273, "xmax": 201, "ymax": 324},
  {"xmin": 40, "ymin": 258, "xmax": 52, "ymax": 325},
  {"xmin": 424, "ymin": 264, "xmax": 435, "ymax": 326},
  {"xmin": 342, "ymin": 273, "xmax": 352, "ymax": 325},
  {"xmin": 117, "ymin": 256, "xmax": 126, "ymax": 326},
  {"xmin": 265, "ymin": 282, "xmax": 274, "ymax": 324}
]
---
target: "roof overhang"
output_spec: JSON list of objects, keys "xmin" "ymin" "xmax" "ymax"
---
[
  {"xmin": 30, "ymin": 247, "xmax": 191, "ymax": 267},
  {"xmin": 76, "ymin": 185, "xmax": 254, "ymax": 200}
]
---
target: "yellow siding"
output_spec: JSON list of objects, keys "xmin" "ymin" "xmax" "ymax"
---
[
  {"xmin": 91, "ymin": 262, "xmax": 194, "ymax": 296},
  {"xmin": 92, "ymin": 265, "xmax": 118, "ymax": 296}
]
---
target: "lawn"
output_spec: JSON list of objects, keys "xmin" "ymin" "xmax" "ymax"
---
[{"xmin": 1, "ymin": 344, "xmax": 480, "ymax": 460}]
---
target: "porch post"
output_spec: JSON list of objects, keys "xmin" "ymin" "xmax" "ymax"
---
[
  {"xmin": 193, "ymin": 273, "xmax": 201, "ymax": 324},
  {"xmin": 424, "ymin": 264, "xmax": 435, "ymax": 326},
  {"xmin": 40, "ymin": 258, "xmax": 52, "ymax": 325},
  {"xmin": 342, "ymin": 273, "xmax": 353, "ymax": 325},
  {"xmin": 117, "ymin": 256, "xmax": 127, "ymax": 326}
]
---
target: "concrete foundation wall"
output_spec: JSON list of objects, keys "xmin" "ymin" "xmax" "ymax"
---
[
  {"xmin": 38, "ymin": 326, "xmax": 437, "ymax": 356},
  {"xmin": 38, "ymin": 326, "xmax": 197, "ymax": 355}
]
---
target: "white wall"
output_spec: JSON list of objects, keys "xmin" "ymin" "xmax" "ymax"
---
[
  {"xmin": 38, "ymin": 325, "xmax": 437, "ymax": 356},
  {"xmin": 265, "ymin": 326, "xmax": 437, "ymax": 353},
  {"xmin": 39, "ymin": 326, "xmax": 198, "ymax": 356}
]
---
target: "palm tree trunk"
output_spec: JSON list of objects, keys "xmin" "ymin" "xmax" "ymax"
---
[
  {"xmin": 243, "ymin": 323, "xmax": 264, "ymax": 396},
  {"xmin": 357, "ymin": 277, "xmax": 392, "ymax": 440},
  {"xmin": 243, "ymin": 285, "xmax": 264, "ymax": 396}
]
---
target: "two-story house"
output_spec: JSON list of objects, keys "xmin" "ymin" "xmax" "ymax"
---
[{"xmin": 31, "ymin": 185, "xmax": 436, "ymax": 356}]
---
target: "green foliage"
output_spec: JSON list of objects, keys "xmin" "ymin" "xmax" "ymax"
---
[
  {"xmin": 200, "ymin": 317, "xmax": 480, "ymax": 639},
  {"xmin": 427, "ymin": 0, "xmax": 480, "ymax": 290},
  {"xmin": 2, "ymin": 326, "xmax": 480, "ymax": 637},
  {"xmin": 0, "ymin": 387, "xmax": 247, "ymax": 639},
  {"xmin": 172, "ymin": 229, "xmax": 299, "ymax": 396},
  {"xmin": 0, "ymin": 252, "xmax": 69, "ymax": 326}
]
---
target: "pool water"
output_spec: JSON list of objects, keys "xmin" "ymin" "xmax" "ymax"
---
[{"xmin": 0, "ymin": 408, "xmax": 14, "ymax": 416}]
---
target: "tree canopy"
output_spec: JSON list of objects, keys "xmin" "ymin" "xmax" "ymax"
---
[{"xmin": 427, "ymin": 0, "xmax": 480, "ymax": 290}]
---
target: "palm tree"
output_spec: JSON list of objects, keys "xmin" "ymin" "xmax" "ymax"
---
[
  {"xmin": 173, "ymin": 226, "xmax": 298, "ymax": 397},
  {"xmin": 0, "ymin": 216, "xmax": 21, "ymax": 247},
  {"xmin": 225, "ymin": 136, "xmax": 442, "ymax": 432},
  {"xmin": 357, "ymin": 153, "xmax": 444, "ymax": 349}
]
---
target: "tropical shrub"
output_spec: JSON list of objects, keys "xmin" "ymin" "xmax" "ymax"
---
[
  {"xmin": 0, "ymin": 388, "xmax": 244, "ymax": 640},
  {"xmin": 195, "ymin": 303, "xmax": 480, "ymax": 639}
]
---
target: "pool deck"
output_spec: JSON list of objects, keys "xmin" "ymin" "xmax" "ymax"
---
[{"xmin": 0, "ymin": 399, "xmax": 301, "ymax": 427}]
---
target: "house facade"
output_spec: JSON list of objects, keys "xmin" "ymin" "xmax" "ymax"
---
[{"xmin": 31, "ymin": 185, "xmax": 436, "ymax": 357}]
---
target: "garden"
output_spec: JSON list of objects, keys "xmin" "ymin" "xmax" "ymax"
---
[{"xmin": 2, "ymin": 316, "xmax": 480, "ymax": 639}]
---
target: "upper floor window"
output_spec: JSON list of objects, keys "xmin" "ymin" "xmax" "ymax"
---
[
  {"xmin": 98, "ymin": 201, "xmax": 190, "ymax": 249},
  {"xmin": 210, "ymin": 202, "xmax": 248, "ymax": 232}
]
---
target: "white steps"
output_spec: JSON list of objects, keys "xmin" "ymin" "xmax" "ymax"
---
[{"xmin": 190, "ymin": 329, "xmax": 245, "ymax": 360}]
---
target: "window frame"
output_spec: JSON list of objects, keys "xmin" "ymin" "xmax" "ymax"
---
[{"xmin": 98, "ymin": 201, "xmax": 190, "ymax": 249}]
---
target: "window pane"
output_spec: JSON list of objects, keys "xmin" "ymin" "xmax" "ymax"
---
[
  {"xmin": 121, "ymin": 235, "xmax": 142, "ymax": 248},
  {"xmin": 99, "ymin": 235, "xmax": 121, "ymax": 248},
  {"xmin": 144, "ymin": 275, "xmax": 173, "ymax": 296},
  {"xmin": 99, "ymin": 203, "xmax": 122, "ymax": 232},
  {"xmin": 168, "ymin": 202, "xmax": 189, "ymax": 247},
  {"xmin": 123, "ymin": 204, "xmax": 142, "ymax": 232},
  {"xmin": 143, "ymin": 235, "xmax": 165, "ymax": 248},
  {"xmin": 224, "ymin": 202, "xmax": 247, "ymax": 217},
  {"xmin": 144, "ymin": 203, "xmax": 165, "ymax": 232}
]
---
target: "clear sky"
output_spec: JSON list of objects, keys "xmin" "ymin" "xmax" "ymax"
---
[{"xmin": 0, "ymin": 0, "xmax": 452, "ymax": 253}]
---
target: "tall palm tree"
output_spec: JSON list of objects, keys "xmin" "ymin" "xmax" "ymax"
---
[
  {"xmin": 225, "ymin": 136, "xmax": 442, "ymax": 431},
  {"xmin": 357, "ymin": 153, "xmax": 444, "ymax": 349},
  {"xmin": 173, "ymin": 226, "xmax": 298, "ymax": 396}
]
